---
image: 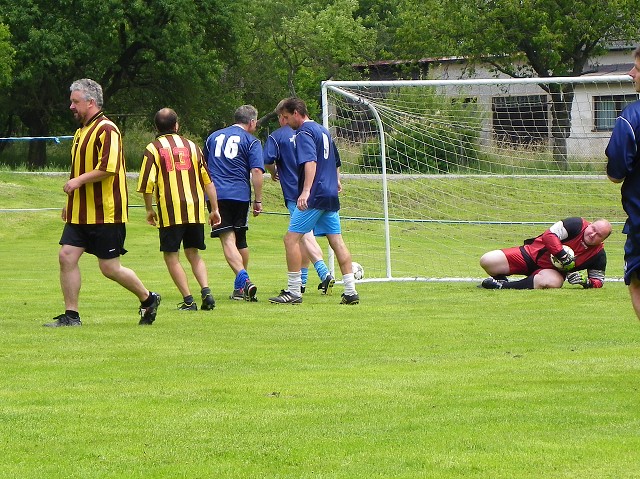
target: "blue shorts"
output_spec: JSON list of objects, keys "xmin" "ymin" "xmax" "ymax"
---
[{"xmin": 288, "ymin": 207, "xmax": 341, "ymax": 236}]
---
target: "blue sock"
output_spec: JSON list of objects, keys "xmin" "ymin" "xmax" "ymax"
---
[
  {"xmin": 234, "ymin": 269, "xmax": 249, "ymax": 290},
  {"xmin": 314, "ymin": 260, "xmax": 330, "ymax": 281},
  {"xmin": 301, "ymin": 267, "xmax": 309, "ymax": 286}
]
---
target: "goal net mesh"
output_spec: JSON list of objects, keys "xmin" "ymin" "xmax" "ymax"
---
[{"xmin": 322, "ymin": 77, "xmax": 632, "ymax": 282}]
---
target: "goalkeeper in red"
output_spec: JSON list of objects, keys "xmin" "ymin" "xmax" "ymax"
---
[{"xmin": 479, "ymin": 217, "xmax": 611, "ymax": 290}]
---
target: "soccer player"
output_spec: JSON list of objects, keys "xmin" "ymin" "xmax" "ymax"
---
[
  {"xmin": 263, "ymin": 104, "xmax": 335, "ymax": 295},
  {"xmin": 606, "ymin": 45, "xmax": 640, "ymax": 320},
  {"xmin": 137, "ymin": 108, "xmax": 221, "ymax": 311},
  {"xmin": 204, "ymin": 105, "xmax": 264, "ymax": 302},
  {"xmin": 268, "ymin": 97, "xmax": 360, "ymax": 305},
  {"xmin": 46, "ymin": 78, "xmax": 161, "ymax": 327},
  {"xmin": 479, "ymin": 217, "xmax": 610, "ymax": 290}
]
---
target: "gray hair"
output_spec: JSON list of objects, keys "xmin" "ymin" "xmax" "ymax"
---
[
  {"xmin": 234, "ymin": 104, "xmax": 258, "ymax": 125},
  {"xmin": 70, "ymin": 78, "xmax": 104, "ymax": 108}
]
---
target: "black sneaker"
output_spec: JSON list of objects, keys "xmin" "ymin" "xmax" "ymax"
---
[
  {"xmin": 268, "ymin": 291, "xmax": 303, "ymax": 304},
  {"xmin": 480, "ymin": 277, "xmax": 505, "ymax": 290},
  {"xmin": 139, "ymin": 292, "xmax": 161, "ymax": 325},
  {"xmin": 201, "ymin": 293, "xmax": 216, "ymax": 310},
  {"xmin": 229, "ymin": 288, "xmax": 244, "ymax": 300},
  {"xmin": 243, "ymin": 281, "xmax": 258, "ymax": 302},
  {"xmin": 44, "ymin": 313, "xmax": 82, "ymax": 327},
  {"xmin": 340, "ymin": 293, "xmax": 360, "ymax": 305},
  {"xmin": 317, "ymin": 274, "xmax": 335, "ymax": 295},
  {"xmin": 177, "ymin": 301, "xmax": 197, "ymax": 311}
]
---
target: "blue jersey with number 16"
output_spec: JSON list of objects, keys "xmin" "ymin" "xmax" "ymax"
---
[{"xmin": 204, "ymin": 124, "xmax": 264, "ymax": 201}]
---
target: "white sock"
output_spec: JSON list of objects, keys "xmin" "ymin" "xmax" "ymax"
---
[
  {"xmin": 287, "ymin": 271, "xmax": 302, "ymax": 296},
  {"xmin": 342, "ymin": 273, "xmax": 357, "ymax": 296}
]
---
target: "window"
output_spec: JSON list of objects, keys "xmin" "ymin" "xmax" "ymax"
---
[
  {"xmin": 492, "ymin": 95, "xmax": 548, "ymax": 145},
  {"xmin": 594, "ymin": 94, "xmax": 639, "ymax": 131}
]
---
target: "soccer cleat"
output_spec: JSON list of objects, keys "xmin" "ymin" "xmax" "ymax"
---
[
  {"xmin": 480, "ymin": 277, "xmax": 505, "ymax": 290},
  {"xmin": 44, "ymin": 313, "xmax": 82, "ymax": 327},
  {"xmin": 201, "ymin": 293, "xmax": 216, "ymax": 310},
  {"xmin": 139, "ymin": 292, "xmax": 161, "ymax": 325},
  {"xmin": 301, "ymin": 284, "xmax": 306, "ymax": 294},
  {"xmin": 340, "ymin": 293, "xmax": 360, "ymax": 305},
  {"xmin": 177, "ymin": 301, "xmax": 198, "ymax": 311},
  {"xmin": 229, "ymin": 288, "xmax": 244, "ymax": 300},
  {"xmin": 243, "ymin": 281, "xmax": 258, "ymax": 302},
  {"xmin": 317, "ymin": 274, "xmax": 335, "ymax": 295},
  {"xmin": 268, "ymin": 291, "xmax": 303, "ymax": 304}
]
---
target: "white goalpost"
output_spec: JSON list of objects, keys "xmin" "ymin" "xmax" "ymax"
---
[{"xmin": 321, "ymin": 76, "xmax": 633, "ymax": 283}]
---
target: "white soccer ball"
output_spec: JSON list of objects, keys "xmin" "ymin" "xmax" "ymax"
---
[
  {"xmin": 551, "ymin": 245, "xmax": 574, "ymax": 270},
  {"xmin": 352, "ymin": 261, "xmax": 364, "ymax": 280}
]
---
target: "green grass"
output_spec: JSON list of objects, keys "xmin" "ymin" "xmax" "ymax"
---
[{"xmin": 1, "ymin": 172, "xmax": 640, "ymax": 478}]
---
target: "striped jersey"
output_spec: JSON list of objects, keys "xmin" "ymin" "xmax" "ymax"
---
[
  {"xmin": 66, "ymin": 112, "xmax": 128, "ymax": 224},
  {"xmin": 137, "ymin": 133, "xmax": 212, "ymax": 227}
]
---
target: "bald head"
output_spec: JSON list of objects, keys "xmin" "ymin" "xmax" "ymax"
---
[
  {"xmin": 154, "ymin": 108, "xmax": 178, "ymax": 134},
  {"xmin": 584, "ymin": 219, "xmax": 612, "ymax": 246}
]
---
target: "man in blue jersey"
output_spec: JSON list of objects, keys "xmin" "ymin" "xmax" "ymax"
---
[
  {"xmin": 606, "ymin": 45, "xmax": 640, "ymax": 321},
  {"xmin": 204, "ymin": 105, "xmax": 264, "ymax": 302},
  {"xmin": 268, "ymin": 97, "xmax": 359, "ymax": 305},
  {"xmin": 264, "ymin": 104, "xmax": 335, "ymax": 295}
]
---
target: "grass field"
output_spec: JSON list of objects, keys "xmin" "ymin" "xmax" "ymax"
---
[{"xmin": 1, "ymin": 172, "xmax": 640, "ymax": 478}]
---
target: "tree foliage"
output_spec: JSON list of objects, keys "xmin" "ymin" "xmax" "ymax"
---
[
  {"xmin": 0, "ymin": 0, "xmax": 239, "ymax": 167},
  {"xmin": 246, "ymin": 0, "xmax": 375, "ymax": 124},
  {"xmin": 0, "ymin": 22, "xmax": 13, "ymax": 88}
]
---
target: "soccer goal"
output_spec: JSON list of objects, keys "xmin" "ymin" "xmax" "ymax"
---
[{"xmin": 321, "ymin": 76, "xmax": 633, "ymax": 282}]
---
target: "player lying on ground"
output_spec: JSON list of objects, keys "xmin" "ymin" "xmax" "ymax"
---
[{"xmin": 479, "ymin": 217, "xmax": 611, "ymax": 290}]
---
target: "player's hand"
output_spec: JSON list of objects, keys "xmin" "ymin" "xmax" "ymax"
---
[
  {"xmin": 209, "ymin": 210, "xmax": 221, "ymax": 227},
  {"xmin": 252, "ymin": 201, "xmax": 262, "ymax": 217},
  {"xmin": 555, "ymin": 250, "xmax": 575, "ymax": 270},
  {"xmin": 297, "ymin": 191, "xmax": 310, "ymax": 211},
  {"xmin": 145, "ymin": 210, "xmax": 158, "ymax": 226},
  {"xmin": 567, "ymin": 271, "xmax": 589, "ymax": 287}
]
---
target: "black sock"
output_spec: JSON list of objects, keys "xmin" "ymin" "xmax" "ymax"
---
[
  {"xmin": 141, "ymin": 293, "xmax": 154, "ymax": 307},
  {"xmin": 494, "ymin": 274, "xmax": 509, "ymax": 281},
  {"xmin": 201, "ymin": 287, "xmax": 211, "ymax": 297},
  {"xmin": 501, "ymin": 275, "xmax": 535, "ymax": 290},
  {"xmin": 65, "ymin": 310, "xmax": 80, "ymax": 319},
  {"xmin": 184, "ymin": 295, "xmax": 194, "ymax": 304}
]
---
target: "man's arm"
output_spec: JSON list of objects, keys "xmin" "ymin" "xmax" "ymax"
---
[
  {"xmin": 297, "ymin": 161, "xmax": 316, "ymax": 211},
  {"xmin": 142, "ymin": 192, "xmax": 157, "ymax": 226},
  {"xmin": 204, "ymin": 182, "xmax": 221, "ymax": 227},
  {"xmin": 251, "ymin": 167, "xmax": 264, "ymax": 216},
  {"xmin": 63, "ymin": 169, "xmax": 115, "ymax": 195}
]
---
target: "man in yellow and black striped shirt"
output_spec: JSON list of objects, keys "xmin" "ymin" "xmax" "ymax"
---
[
  {"xmin": 46, "ymin": 78, "xmax": 161, "ymax": 327},
  {"xmin": 137, "ymin": 108, "xmax": 221, "ymax": 311}
]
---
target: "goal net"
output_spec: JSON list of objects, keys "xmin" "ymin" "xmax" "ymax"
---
[{"xmin": 321, "ymin": 76, "xmax": 633, "ymax": 283}]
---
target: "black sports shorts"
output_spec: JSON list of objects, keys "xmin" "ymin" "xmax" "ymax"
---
[
  {"xmin": 60, "ymin": 223, "xmax": 127, "ymax": 259},
  {"xmin": 159, "ymin": 224, "xmax": 206, "ymax": 252},
  {"xmin": 209, "ymin": 199, "xmax": 250, "ymax": 238}
]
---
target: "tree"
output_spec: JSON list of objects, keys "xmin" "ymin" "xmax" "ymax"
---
[
  {"xmin": 393, "ymin": 0, "xmax": 640, "ymax": 168},
  {"xmin": 0, "ymin": 22, "xmax": 13, "ymax": 88},
  {"xmin": 0, "ymin": 21, "xmax": 15, "ymax": 156},
  {"xmin": 246, "ymin": 0, "xmax": 376, "ymax": 123},
  {"xmin": 0, "ymin": 0, "xmax": 240, "ymax": 168}
]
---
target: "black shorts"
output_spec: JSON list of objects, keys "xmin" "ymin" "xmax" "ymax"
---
[
  {"xmin": 60, "ymin": 223, "xmax": 127, "ymax": 259},
  {"xmin": 159, "ymin": 224, "xmax": 206, "ymax": 252},
  {"xmin": 209, "ymin": 199, "xmax": 250, "ymax": 238}
]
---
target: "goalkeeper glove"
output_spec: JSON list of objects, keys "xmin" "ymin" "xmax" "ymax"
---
[
  {"xmin": 566, "ymin": 271, "xmax": 591, "ymax": 288},
  {"xmin": 554, "ymin": 249, "xmax": 575, "ymax": 270}
]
